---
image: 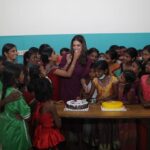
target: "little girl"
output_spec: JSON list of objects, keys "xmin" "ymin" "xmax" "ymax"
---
[
  {"xmin": 87, "ymin": 48, "xmax": 99, "ymax": 63},
  {"xmin": 117, "ymin": 70, "xmax": 138, "ymax": 150},
  {"xmin": 88, "ymin": 60, "xmax": 118, "ymax": 101},
  {"xmin": 105, "ymin": 49, "xmax": 121, "ymax": 77},
  {"xmin": 31, "ymin": 77, "xmax": 64, "ymax": 150},
  {"xmin": 140, "ymin": 59, "xmax": 150, "ymax": 106},
  {"xmin": 138, "ymin": 59, "xmax": 150, "ymax": 150},
  {"xmin": 2, "ymin": 43, "xmax": 18, "ymax": 63},
  {"xmin": 121, "ymin": 47, "xmax": 138, "ymax": 72},
  {"xmin": 40, "ymin": 46, "xmax": 81, "ymax": 101},
  {"xmin": 87, "ymin": 60, "xmax": 118, "ymax": 150},
  {"xmin": 0, "ymin": 63, "xmax": 31, "ymax": 150},
  {"xmin": 117, "ymin": 70, "xmax": 139, "ymax": 104}
]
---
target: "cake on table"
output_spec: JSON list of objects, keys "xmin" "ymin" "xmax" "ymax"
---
[
  {"xmin": 101, "ymin": 101, "xmax": 126, "ymax": 111},
  {"xmin": 65, "ymin": 99, "xmax": 89, "ymax": 111}
]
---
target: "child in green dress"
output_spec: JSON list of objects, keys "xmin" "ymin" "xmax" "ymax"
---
[{"xmin": 0, "ymin": 63, "xmax": 31, "ymax": 150}]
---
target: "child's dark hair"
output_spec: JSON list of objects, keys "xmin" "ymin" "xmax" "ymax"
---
[
  {"xmin": 23, "ymin": 51, "xmax": 30, "ymax": 66},
  {"xmin": 95, "ymin": 60, "xmax": 109, "ymax": 73},
  {"xmin": 125, "ymin": 47, "xmax": 138, "ymax": 60},
  {"xmin": 40, "ymin": 47, "xmax": 54, "ymax": 65},
  {"xmin": 60, "ymin": 48, "xmax": 70, "ymax": 55},
  {"xmin": 33, "ymin": 77, "xmax": 53, "ymax": 102},
  {"xmin": 132, "ymin": 60, "xmax": 143, "ymax": 77},
  {"xmin": 27, "ymin": 65, "xmax": 41, "ymax": 92},
  {"xmin": 143, "ymin": 45, "xmax": 150, "ymax": 53},
  {"xmin": 39, "ymin": 44, "xmax": 51, "ymax": 55},
  {"xmin": 87, "ymin": 48, "xmax": 99, "ymax": 57},
  {"xmin": 106, "ymin": 49, "xmax": 118, "ymax": 61},
  {"xmin": 122, "ymin": 70, "xmax": 136, "ymax": 95},
  {"xmin": 28, "ymin": 47, "xmax": 39, "ymax": 53},
  {"xmin": 109, "ymin": 45, "xmax": 120, "ymax": 51}
]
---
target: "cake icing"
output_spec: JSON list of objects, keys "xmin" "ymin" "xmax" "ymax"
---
[
  {"xmin": 66, "ymin": 99, "xmax": 88, "ymax": 110},
  {"xmin": 102, "ymin": 101, "xmax": 123, "ymax": 109}
]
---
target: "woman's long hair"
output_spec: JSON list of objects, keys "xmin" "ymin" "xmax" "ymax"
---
[{"xmin": 70, "ymin": 35, "xmax": 88, "ymax": 66}]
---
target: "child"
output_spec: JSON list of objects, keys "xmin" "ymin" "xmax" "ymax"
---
[
  {"xmin": 117, "ymin": 70, "xmax": 139, "ymax": 104},
  {"xmin": 132, "ymin": 60, "xmax": 143, "ymax": 78},
  {"xmin": 2, "ymin": 43, "xmax": 18, "ymax": 63},
  {"xmin": 60, "ymin": 47, "xmax": 70, "ymax": 56},
  {"xmin": 138, "ymin": 59, "xmax": 150, "ymax": 150},
  {"xmin": 40, "ymin": 46, "xmax": 81, "ymax": 101},
  {"xmin": 117, "ymin": 70, "xmax": 138, "ymax": 150},
  {"xmin": 88, "ymin": 60, "xmax": 118, "ymax": 102},
  {"xmin": 31, "ymin": 77, "xmax": 64, "ymax": 150},
  {"xmin": 140, "ymin": 59, "xmax": 150, "ymax": 106},
  {"xmin": 121, "ymin": 47, "xmax": 138, "ymax": 72},
  {"xmin": 87, "ymin": 60, "xmax": 118, "ymax": 150},
  {"xmin": 0, "ymin": 63, "xmax": 31, "ymax": 150},
  {"xmin": 87, "ymin": 48, "xmax": 99, "ymax": 63},
  {"xmin": 105, "ymin": 49, "xmax": 121, "ymax": 77},
  {"xmin": 81, "ymin": 63, "xmax": 97, "ymax": 102},
  {"xmin": 141, "ymin": 45, "xmax": 150, "ymax": 74},
  {"xmin": 142, "ymin": 45, "xmax": 150, "ymax": 63}
]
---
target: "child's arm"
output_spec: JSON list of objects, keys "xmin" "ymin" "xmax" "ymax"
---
[
  {"xmin": 61, "ymin": 53, "xmax": 72, "ymax": 70},
  {"xmin": 87, "ymin": 82, "xmax": 96, "ymax": 100},
  {"xmin": 48, "ymin": 101, "xmax": 61, "ymax": 128},
  {"xmin": 0, "ymin": 91, "xmax": 21, "ymax": 109},
  {"xmin": 81, "ymin": 78, "xmax": 89, "ymax": 93}
]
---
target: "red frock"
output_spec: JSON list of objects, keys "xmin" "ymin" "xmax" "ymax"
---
[
  {"xmin": 47, "ymin": 68, "xmax": 60, "ymax": 101},
  {"xmin": 32, "ymin": 102, "xmax": 64, "ymax": 149}
]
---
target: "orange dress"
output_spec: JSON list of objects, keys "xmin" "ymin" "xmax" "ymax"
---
[
  {"xmin": 93, "ymin": 75, "xmax": 118, "ymax": 99},
  {"xmin": 32, "ymin": 102, "xmax": 64, "ymax": 149}
]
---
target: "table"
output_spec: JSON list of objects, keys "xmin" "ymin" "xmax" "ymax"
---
[{"xmin": 56, "ymin": 103, "xmax": 150, "ymax": 119}]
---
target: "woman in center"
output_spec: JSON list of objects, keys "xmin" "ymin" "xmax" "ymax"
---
[{"xmin": 59, "ymin": 35, "xmax": 92, "ymax": 101}]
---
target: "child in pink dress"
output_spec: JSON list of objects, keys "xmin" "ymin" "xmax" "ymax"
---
[
  {"xmin": 140, "ymin": 59, "xmax": 150, "ymax": 104},
  {"xmin": 138, "ymin": 59, "xmax": 150, "ymax": 150}
]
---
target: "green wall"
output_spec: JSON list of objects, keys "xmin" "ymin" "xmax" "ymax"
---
[{"xmin": 0, "ymin": 33, "xmax": 150, "ymax": 63}]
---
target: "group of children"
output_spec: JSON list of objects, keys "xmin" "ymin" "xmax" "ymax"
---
[{"xmin": 0, "ymin": 35, "xmax": 150, "ymax": 150}]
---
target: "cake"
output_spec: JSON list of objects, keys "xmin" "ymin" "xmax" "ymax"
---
[
  {"xmin": 101, "ymin": 101, "xmax": 126, "ymax": 111},
  {"xmin": 65, "ymin": 99, "xmax": 89, "ymax": 111}
]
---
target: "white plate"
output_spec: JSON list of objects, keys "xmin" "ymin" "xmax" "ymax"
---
[{"xmin": 64, "ymin": 107, "xmax": 89, "ymax": 111}]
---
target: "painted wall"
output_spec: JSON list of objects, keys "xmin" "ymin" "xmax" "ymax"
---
[{"xmin": 0, "ymin": 0, "xmax": 150, "ymax": 62}]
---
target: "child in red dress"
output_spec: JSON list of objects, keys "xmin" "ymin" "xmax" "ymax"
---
[{"xmin": 32, "ymin": 77, "xmax": 64, "ymax": 150}]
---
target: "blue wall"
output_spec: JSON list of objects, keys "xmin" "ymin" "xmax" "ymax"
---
[{"xmin": 0, "ymin": 33, "xmax": 150, "ymax": 63}]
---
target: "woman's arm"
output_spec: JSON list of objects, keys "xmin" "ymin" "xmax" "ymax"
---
[{"xmin": 53, "ymin": 50, "xmax": 81, "ymax": 77}]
